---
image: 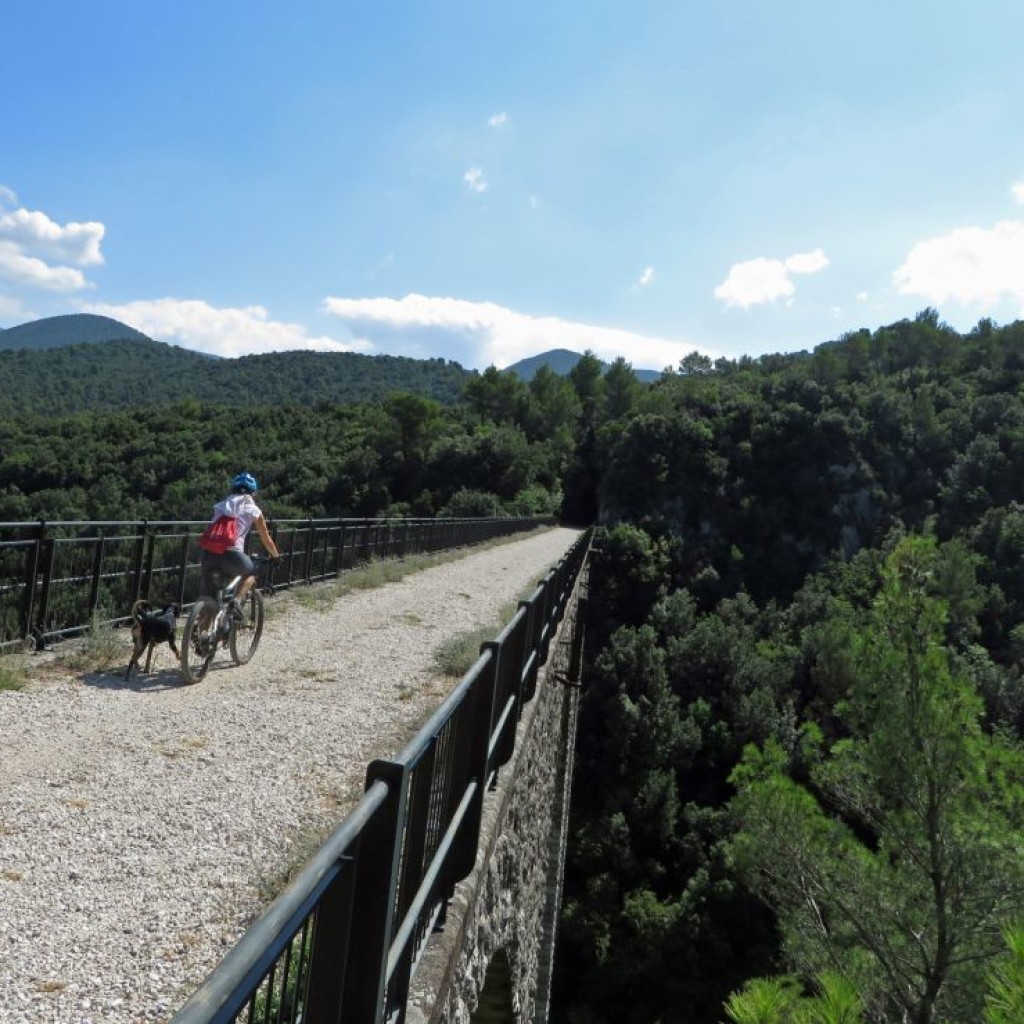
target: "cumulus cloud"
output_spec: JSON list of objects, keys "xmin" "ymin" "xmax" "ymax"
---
[
  {"xmin": 488, "ymin": 112, "xmax": 509, "ymax": 128},
  {"xmin": 1013, "ymin": 181, "xmax": 1024, "ymax": 204},
  {"xmin": 464, "ymin": 167, "xmax": 488, "ymax": 193},
  {"xmin": 638, "ymin": 266, "xmax": 655, "ymax": 286},
  {"xmin": 0, "ymin": 186, "xmax": 105, "ymax": 292},
  {"xmin": 0, "ymin": 242, "xmax": 88, "ymax": 291},
  {"xmin": 714, "ymin": 248, "xmax": 829, "ymax": 309},
  {"xmin": 322, "ymin": 292, "xmax": 713, "ymax": 371},
  {"xmin": 0, "ymin": 208, "xmax": 104, "ymax": 267},
  {"xmin": 892, "ymin": 220, "xmax": 1024, "ymax": 311},
  {"xmin": 81, "ymin": 298, "xmax": 374, "ymax": 358}
]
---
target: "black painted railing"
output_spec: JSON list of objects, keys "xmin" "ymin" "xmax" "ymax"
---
[
  {"xmin": 0, "ymin": 516, "xmax": 551, "ymax": 653},
  {"xmin": 170, "ymin": 528, "xmax": 591, "ymax": 1024}
]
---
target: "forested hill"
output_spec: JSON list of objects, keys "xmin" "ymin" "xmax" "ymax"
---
[
  {"xmin": 0, "ymin": 337, "xmax": 472, "ymax": 415},
  {"xmin": 553, "ymin": 311, "xmax": 1024, "ymax": 1024},
  {"xmin": 0, "ymin": 313, "xmax": 152, "ymax": 350}
]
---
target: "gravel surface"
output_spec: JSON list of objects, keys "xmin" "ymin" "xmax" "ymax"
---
[{"xmin": 0, "ymin": 527, "xmax": 581, "ymax": 1024}]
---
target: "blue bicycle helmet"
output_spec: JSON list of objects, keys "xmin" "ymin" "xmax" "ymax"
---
[{"xmin": 231, "ymin": 471, "xmax": 259, "ymax": 493}]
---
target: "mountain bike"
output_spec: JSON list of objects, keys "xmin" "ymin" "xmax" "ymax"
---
[{"xmin": 180, "ymin": 556, "xmax": 271, "ymax": 684}]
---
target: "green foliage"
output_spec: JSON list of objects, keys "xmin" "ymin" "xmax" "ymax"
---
[
  {"xmin": 0, "ymin": 338, "xmax": 471, "ymax": 416},
  {"xmin": 984, "ymin": 925, "xmax": 1024, "ymax": 1024},
  {"xmin": 556, "ymin": 313, "xmax": 1024, "ymax": 1024},
  {"xmin": 728, "ymin": 537, "xmax": 1024, "ymax": 1024},
  {"xmin": 0, "ymin": 653, "xmax": 28, "ymax": 691},
  {"xmin": 722, "ymin": 974, "xmax": 864, "ymax": 1024},
  {"xmin": 0, "ymin": 396, "xmax": 566, "ymax": 522}
]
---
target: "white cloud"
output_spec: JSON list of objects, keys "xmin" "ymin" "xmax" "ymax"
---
[
  {"xmin": 488, "ymin": 112, "xmax": 509, "ymax": 128},
  {"xmin": 0, "ymin": 190, "xmax": 105, "ymax": 293},
  {"xmin": 715, "ymin": 248, "xmax": 829, "ymax": 309},
  {"xmin": 892, "ymin": 220, "xmax": 1024, "ymax": 310},
  {"xmin": 783, "ymin": 248, "xmax": 829, "ymax": 275},
  {"xmin": 638, "ymin": 266, "xmax": 655, "ymax": 286},
  {"xmin": 464, "ymin": 167, "xmax": 488, "ymax": 193},
  {"xmin": 81, "ymin": 298, "xmax": 374, "ymax": 358},
  {"xmin": 322, "ymin": 292, "xmax": 714, "ymax": 371},
  {"xmin": 856, "ymin": 291, "xmax": 869, "ymax": 302},
  {"xmin": 0, "ymin": 208, "xmax": 105, "ymax": 267},
  {"xmin": 1012, "ymin": 181, "xmax": 1024, "ymax": 204},
  {"xmin": 715, "ymin": 258, "xmax": 793, "ymax": 308},
  {"xmin": 0, "ymin": 241, "xmax": 88, "ymax": 291}
]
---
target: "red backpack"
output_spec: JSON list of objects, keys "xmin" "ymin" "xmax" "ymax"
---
[{"xmin": 197, "ymin": 514, "xmax": 238, "ymax": 554}]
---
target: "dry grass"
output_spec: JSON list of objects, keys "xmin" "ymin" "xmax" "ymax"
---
[
  {"xmin": 58, "ymin": 612, "xmax": 124, "ymax": 672},
  {"xmin": 431, "ymin": 600, "xmax": 521, "ymax": 678},
  {"xmin": 0, "ymin": 652, "xmax": 29, "ymax": 691}
]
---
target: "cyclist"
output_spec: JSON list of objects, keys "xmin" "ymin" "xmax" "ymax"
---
[{"xmin": 199, "ymin": 471, "xmax": 281, "ymax": 616}]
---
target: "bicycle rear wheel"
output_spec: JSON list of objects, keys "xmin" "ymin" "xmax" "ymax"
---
[
  {"xmin": 229, "ymin": 589, "xmax": 264, "ymax": 665},
  {"xmin": 181, "ymin": 596, "xmax": 219, "ymax": 684}
]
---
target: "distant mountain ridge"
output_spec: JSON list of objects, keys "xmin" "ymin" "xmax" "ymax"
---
[
  {"xmin": 0, "ymin": 316, "xmax": 473, "ymax": 415},
  {"xmin": 0, "ymin": 316, "xmax": 663, "ymax": 417},
  {"xmin": 506, "ymin": 347, "xmax": 661, "ymax": 382},
  {"xmin": 0, "ymin": 313, "xmax": 154, "ymax": 350}
]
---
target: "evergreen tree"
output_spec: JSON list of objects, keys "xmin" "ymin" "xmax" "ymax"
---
[{"xmin": 729, "ymin": 537, "xmax": 1024, "ymax": 1024}]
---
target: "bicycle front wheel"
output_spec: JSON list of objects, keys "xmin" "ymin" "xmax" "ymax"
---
[
  {"xmin": 181, "ymin": 596, "xmax": 219, "ymax": 684},
  {"xmin": 229, "ymin": 589, "xmax": 264, "ymax": 665}
]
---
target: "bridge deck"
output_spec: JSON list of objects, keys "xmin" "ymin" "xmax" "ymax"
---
[{"xmin": 0, "ymin": 527, "xmax": 582, "ymax": 1024}]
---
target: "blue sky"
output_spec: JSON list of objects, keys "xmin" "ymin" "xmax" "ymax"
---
[{"xmin": 3, "ymin": 1, "xmax": 1024, "ymax": 372}]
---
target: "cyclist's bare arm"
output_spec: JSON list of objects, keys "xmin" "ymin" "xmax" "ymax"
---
[
  {"xmin": 255, "ymin": 516, "xmax": 280, "ymax": 559},
  {"xmin": 236, "ymin": 516, "xmax": 279, "ymax": 603}
]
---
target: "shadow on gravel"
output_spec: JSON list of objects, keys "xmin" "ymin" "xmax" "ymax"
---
[{"xmin": 79, "ymin": 666, "xmax": 186, "ymax": 693}]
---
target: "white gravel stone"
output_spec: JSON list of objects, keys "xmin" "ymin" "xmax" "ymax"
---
[{"xmin": 0, "ymin": 527, "xmax": 581, "ymax": 1024}]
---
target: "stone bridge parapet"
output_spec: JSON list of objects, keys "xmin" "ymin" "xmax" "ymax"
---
[{"xmin": 407, "ymin": 572, "xmax": 586, "ymax": 1024}]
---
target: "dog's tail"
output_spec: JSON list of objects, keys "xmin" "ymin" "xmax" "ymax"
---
[{"xmin": 131, "ymin": 599, "xmax": 151, "ymax": 622}]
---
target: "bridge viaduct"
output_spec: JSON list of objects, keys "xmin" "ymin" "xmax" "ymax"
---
[
  {"xmin": 166, "ymin": 526, "xmax": 591, "ymax": 1024},
  {"xmin": 405, "ymin": 558, "xmax": 585, "ymax": 1024}
]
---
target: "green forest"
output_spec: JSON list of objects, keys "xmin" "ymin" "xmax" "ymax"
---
[
  {"xmin": 5, "ymin": 310, "xmax": 1024, "ymax": 1021},
  {"xmin": 552, "ymin": 310, "xmax": 1024, "ymax": 1024}
]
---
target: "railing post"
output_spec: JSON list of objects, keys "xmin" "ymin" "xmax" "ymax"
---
[
  {"xmin": 333, "ymin": 521, "xmax": 346, "ymax": 577},
  {"xmin": 445, "ymin": 649, "xmax": 497, "ymax": 885},
  {"xmin": 87, "ymin": 530, "xmax": 106, "ymax": 619},
  {"xmin": 20, "ymin": 520, "xmax": 44, "ymax": 647},
  {"xmin": 34, "ymin": 531, "xmax": 57, "ymax": 647},
  {"xmin": 303, "ymin": 519, "xmax": 315, "ymax": 584},
  {"xmin": 340, "ymin": 761, "xmax": 410, "ymax": 1024},
  {"xmin": 286, "ymin": 526, "xmax": 298, "ymax": 586},
  {"xmin": 303, "ymin": 864, "xmax": 359, "ymax": 1024},
  {"xmin": 386, "ymin": 741, "xmax": 438, "ymax": 1021},
  {"xmin": 142, "ymin": 527, "xmax": 157, "ymax": 602},
  {"xmin": 175, "ymin": 534, "xmax": 190, "ymax": 606},
  {"xmin": 128, "ymin": 522, "xmax": 147, "ymax": 606}
]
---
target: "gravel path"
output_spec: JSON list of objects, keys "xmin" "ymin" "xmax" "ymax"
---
[{"xmin": 0, "ymin": 527, "xmax": 581, "ymax": 1024}]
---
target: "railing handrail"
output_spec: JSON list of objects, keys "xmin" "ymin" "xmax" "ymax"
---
[
  {"xmin": 0, "ymin": 515, "xmax": 532, "ymax": 530},
  {"xmin": 170, "ymin": 527, "xmax": 591, "ymax": 1024},
  {"xmin": 0, "ymin": 514, "xmax": 554, "ymax": 652}
]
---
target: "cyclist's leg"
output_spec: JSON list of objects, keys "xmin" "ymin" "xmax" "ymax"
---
[{"xmin": 213, "ymin": 549, "xmax": 255, "ymax": 616}]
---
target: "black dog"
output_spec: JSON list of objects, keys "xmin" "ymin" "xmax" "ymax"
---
[{"xmin": 126, "ymin": 599, "xmax": 181, "ymax": 679}]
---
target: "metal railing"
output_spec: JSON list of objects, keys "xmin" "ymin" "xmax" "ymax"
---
[
  {"xmin": 170, "ymin": 528, "xmax": 591, "ymax": 1024},
  {"xmin": 0, "ymin": 515, "xmax": 552, "ymax": 653}
]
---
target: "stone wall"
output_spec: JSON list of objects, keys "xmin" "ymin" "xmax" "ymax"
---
[{"xmin": 406, "ymin": 579, "xmax": 585, "ymax": 1024}]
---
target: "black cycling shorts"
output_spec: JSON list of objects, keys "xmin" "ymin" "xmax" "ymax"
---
[{"xmin": 199, "ymin": 548, "xmax": 254, "ymax": 597}]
